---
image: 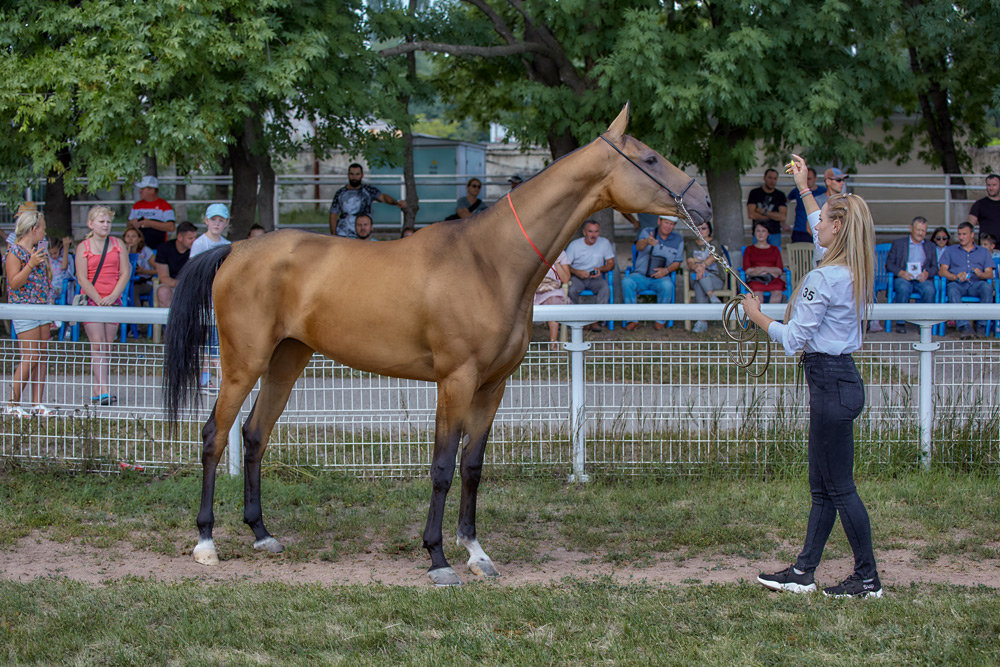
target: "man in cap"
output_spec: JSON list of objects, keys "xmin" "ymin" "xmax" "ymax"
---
[
  {"xmin": 128, "ymin": 175, "xmax": 175, "ymax": 251},
  {"xmin": 328, "ymin": 163, "xmax": 405, "ymax": 238},
  {"xmin": 622, "ymin": 214, "xmax": 684, "ymax": 330}
]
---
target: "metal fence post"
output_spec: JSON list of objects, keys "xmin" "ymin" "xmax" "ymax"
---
[
  {"xmin": 565, "ymin": 324, "xmax": 590, "ymax": 483},
  {"xmin": 914, "ymin": 323, "xmax": 940, "ymax": 470}
]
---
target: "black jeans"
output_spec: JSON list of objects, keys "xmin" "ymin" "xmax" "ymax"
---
[{"xmin": 794, "ymin": 353, "xmax": 878, "ymax": 580}]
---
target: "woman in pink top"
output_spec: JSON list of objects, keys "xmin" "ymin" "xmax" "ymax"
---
[{"xmin": 74, "ymin": 206, "xmax": 131, "ymax": 405}]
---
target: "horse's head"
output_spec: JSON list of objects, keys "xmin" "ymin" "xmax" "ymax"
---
[{"xmin": 600, "ymin": 102, "xmax": 712, "ymax": 225}]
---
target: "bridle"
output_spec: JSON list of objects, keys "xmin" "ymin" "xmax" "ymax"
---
[{"xmin": 598, "ymin": 133, "xmax": 772, "ymax": 376}]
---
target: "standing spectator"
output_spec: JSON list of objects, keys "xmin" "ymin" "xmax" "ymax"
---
[
  {"xmin": 746, "ymin": 168, "xmax": 788, "ymax": 247},
  {"xmin": 565, "ymin": 220, "xmax": 615, "ymax": 331},
  {"xmin": 75, "ymin": 206, "xmax": 131, "ymax": 406},
  {"xmin": 622, "ymin": 214, "xmax": 683, "ymax": 331},
  {"xmin": 931, "ymin": 227, "xmax": 951, "ymax": 263},
  {"xmin": 745, "ymin": 154, "xmax": 882, "ymax": 600},
  {"xmin": 450, "ymin": 178, "xmax": 484, "ymax": 219},
  {"xmin": 685, "ymin": 220, "xmax": 727, "ymax": 333},
  {"xmin": 122, "ymin": 225, "xmax": 155, "ymax": 304},
  {"xmin": 884, "ymin": 216, "xmax": 937, "ymax": 333},
  {"xmin": 46, "ymin": 235, "xmax": 74, "ymax": 303},
  {"xmin": 128, "ymin": 175, "xmax": 176, "ymax": 251},
  {"xmin": 354, "ymin": 214, "xmax": 376, "ymax": 241},
  {"xmin": 190, "ymin": 204, "xmax": 231, "ymax": 258},
  {"xmin": 939, "ymin": 221, "xmax": 994, "ymax": 338},
  {"xmin": 328, "ymin": 163, "xmax": 406, "ymax": 238},
  {"xmin": 743, "ymin": 221, "xmax": 786, "ymax": 303},
  {"xmin": 155, "ymin": 221, "xmax": 197, "ymax": 308},
  {"xmin": 812, "ymin": 167, "xmax": 849, "ymax": 266},
  {"xmin": 787, "ymin": 168, "xmax": 826, "ymax": 243},
  {"xmin": 968, "ymin": 173, "xmax": 1000, "ymax": 242},
  {"xmin": 533, "ymin": 250, "xmax": 571, "ymax": 349},
  {"xmin": 5, "ymin": 210, "xmax": 54, "ymax": 416}
]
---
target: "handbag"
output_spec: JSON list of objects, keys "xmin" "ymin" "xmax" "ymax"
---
[{"xmin": 68, "ymin": 238, "xmax": 110, "ymax": 326}]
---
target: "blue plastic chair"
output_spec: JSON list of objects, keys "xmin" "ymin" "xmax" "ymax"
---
[
  {"xmin": 576, "ymin": 268, "xmax": 615, "ymax": 330},
  {"xmin": 738, "ymin": 246, "xmax": 792, "ymax": 303},
  {"xmin": 873, "ymin": 243, "xmax": 892, "ymax": 331},
  {"xmin": 124, "ymin": 253, "xmax": 154, "ymax": 339},
  {"xmin": 622, "ymin": 244, "xmax": 676, "ymax": 328},
  {"xmin": 936, "ymin": 274, "xmax": 994, "ymax": 336}
]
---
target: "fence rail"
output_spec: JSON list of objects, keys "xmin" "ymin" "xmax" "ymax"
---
[{"xmin": 1, "ymin": 303, "xmax": 998, "ymax": 478}]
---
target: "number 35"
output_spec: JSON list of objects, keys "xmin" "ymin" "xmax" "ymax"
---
[{"xmin": 803, "ymin": 287, "xmax": 816, "ymax": 301}]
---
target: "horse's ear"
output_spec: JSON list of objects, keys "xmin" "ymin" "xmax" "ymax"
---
[{"xmin": 605, "ymin": 102, "xmax": 630, "ymax": 141}]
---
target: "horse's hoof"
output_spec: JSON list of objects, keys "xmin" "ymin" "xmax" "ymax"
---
[
  {"xmin": 253, "ymin": 537, "xmax": 285, "ymax": 554},
  {"xmin": 468, "ymin": 557, "xmax": 500, "ymax": 578},
  {"xmin": 193, "ymin": 539, "xmax": 219, "ymax": 566},
  {"xmin": 428, "ymin": 566, "xmax": 462, "ymax": 587}
]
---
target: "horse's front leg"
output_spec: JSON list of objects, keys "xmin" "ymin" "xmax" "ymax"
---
[
  {"xmin": 423, "ymin": 371, "xmax": 477, "ymax": 586},
  {"xmin": 456, "ymin": 380, "xmax": 506, "ymax": 578}
]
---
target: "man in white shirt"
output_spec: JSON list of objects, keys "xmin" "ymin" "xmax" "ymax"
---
[{"xmin": 565, "ymin": 220, "xmax": 616, "ymax": 329}]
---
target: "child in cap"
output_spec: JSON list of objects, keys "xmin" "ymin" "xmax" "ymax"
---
[{"xmin": 189, "ymin": 203, "xmax": 231, "ymax": 258}]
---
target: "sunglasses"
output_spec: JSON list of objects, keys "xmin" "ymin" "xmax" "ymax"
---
[
  {"xmin": 934, "ymin": 236, "xmax": 948, "ymax": 241},
  {"xmin": 831, "ymin": 177, "xmax": 845, "ymax": 183}
]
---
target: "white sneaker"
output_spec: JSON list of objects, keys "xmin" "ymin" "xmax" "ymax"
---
[
  {"xmin": 4, "ymin": 404, "xmax": 28, "ymax": 417},
  {"xmin": 32, "ymin": 404, "xmax": 55, "ymax": 417},
  {"xmin": 692, "ymin": 320, "xmax": 708, "ymax": 333}
]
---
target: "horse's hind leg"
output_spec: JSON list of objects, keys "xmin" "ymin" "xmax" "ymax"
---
[
  {"xmin": 242, "ymin": 339, "xmax": 313, "ymax": 555},
  {"xmin": 194, "ymin": 365, "xmax": 260, "ymax": 565},
  {"xmin": 457, "ymin": 380, "xmax": 506, "ymax": 578}
]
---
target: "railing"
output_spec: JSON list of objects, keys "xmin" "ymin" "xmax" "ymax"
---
[{"xmin": 1, "ymin": 302, "xmax": 998, "ymax": 478}]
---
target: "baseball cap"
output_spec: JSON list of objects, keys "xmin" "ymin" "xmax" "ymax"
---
[
  {"xmin": 16, "ymin": 201, "xmax": 37, "ymax": 215},
  {"xmin": 824, "ymin": 167, "xmax": 849, "ymax": 181},
  {"xmin": 658, "ymin": 214, "xmax": 680, "ymax": 222},
  {"xmin": 205, "ymin": 203, "xmax": 230, "ymax": 219},
  {"xmin": 136, "ymin": 175, "xmax": 159, "ymax": 189},
  {"xmin": 508, "ymin": 174, "xmax": 524, "ymax": 184}
]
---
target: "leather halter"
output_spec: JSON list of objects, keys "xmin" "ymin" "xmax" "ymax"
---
[{"xmin": 599, "ymin": 134, "xmax": 697, "ymax": 204}]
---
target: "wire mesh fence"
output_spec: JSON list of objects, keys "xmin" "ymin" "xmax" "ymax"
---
[{"xmin": 1, "ymin": 335, "xmax": 997, "ymax": 476}]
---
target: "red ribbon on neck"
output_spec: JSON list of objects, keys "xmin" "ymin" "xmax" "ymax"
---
[{"xmin": 507, "ymin": 193, "xmax": 556, "ymax": 275}]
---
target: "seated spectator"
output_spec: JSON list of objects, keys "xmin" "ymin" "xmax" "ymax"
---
[
  {"xmin": 447, "ymin": 178, "xmax": 484, "ymax": 220},
  {"xmin": 122, "ymin": 226, "xmax": 156, "ymax": 304},
  {"xmin": 46, "ymin": 235, "xmax": 74, "ymax": 303},
  {"xmin": 980, "ymin": 233, "xmax": 1000, "ymax": 265},
  {"xmin": 685, "ymin": 220, "xmax": 727, "ymax": 333},
  {"xmin": 354, "ymin": 214, "xmax": 376, "ymax": 241},
  {"xmin": 622, "ymin": 214, "xmax": 683, "ymax": 331},
  {"xmin": 931, "ymin": 227, "xmax": 951, "ymax": 264},
  {"xmin": 190, "ymin": 203, "xmax": 231, "ymax": 258},
  {"xmin": 939, "ymin": 221, "xmax": 994, "ymax": 338},
  {"xmin": 155, "ymin": 221, "xmax": 197, "ymax": 308},
  {"xmin": 885, "ymin": 216, "xmax": 937, "ymax": 333},
  {"xmin": 248, "ymin": 224, "xmax": 267, "ymax": 239},
  {"xmin": 533, "ymin": 250, "xmax": 570, "ymax": 348},
  {"xmin": 743, "ymin": 221, "xmax": 785, "ymax": 302},
  {"xmin": 400, "ymin": 227, "xmax": 415, "ymax": 239},
  {"xmin": 565, "ymin": 219, "xmax": 615, "ymax": 331},
  {"xmin": 128, "ymin": 175, "xmax": 176, "ymax": 251}
]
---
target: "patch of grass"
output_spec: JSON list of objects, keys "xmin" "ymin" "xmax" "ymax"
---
[{"xmin": 0, "ymin": 578, "xmax": 998, "ymax": 664}]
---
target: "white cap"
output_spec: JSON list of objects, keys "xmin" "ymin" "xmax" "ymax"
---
[{"xmin": 136, "ymin": 175, "xmax": 159, "ymax": 190}]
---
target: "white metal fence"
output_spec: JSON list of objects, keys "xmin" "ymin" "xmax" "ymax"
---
[{"xmin": 1, "ymin": 303, "xmax": 998, "ymax": 477}]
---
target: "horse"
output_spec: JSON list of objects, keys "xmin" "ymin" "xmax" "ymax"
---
[{"xmin": 164, "ymin": 103, "xmax": 712, "ymax": 586}]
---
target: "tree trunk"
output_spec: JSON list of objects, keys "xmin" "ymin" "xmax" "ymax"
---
[
  {"xmin": 400, "ymin": 0, "xmax": 420, "ymax": 231},
  {"xmin": 256, "ymin": 151, "xmax": 275, "ymax": 231},
  {"xmin": 705, "ymin": 165, "xmax": 745, "ymax": 262},
  {"xmin": 547, "ymin": 128, "xmax": 579, "ymax": 161},
  {"xmin": 215, "ymin": 153, "xmax": 231, "ymax": 201},
  {"xmin": 145, "ymin": 154, "xmax": 158, "ymax": 178},
  {"xmin": 908, "ymin": 47, "xmax": 967, "ymax": 200},
  {"xmin": 174, "ymin": 171, "xmax": 188, "ymax": 223},
  {"xmin": 45, "ymin": 148, "xmax": 73, "ymax": 238},
  {"xmin": 228, "ymin": 125, "xmax": 259, "ymax": 240}
]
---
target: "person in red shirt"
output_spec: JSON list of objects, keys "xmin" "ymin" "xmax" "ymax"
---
[
  {"xmin": 128, "ymin": 175, "xmax": 175, "ymax": 251},
  {"xmin": 743, "ymin": 221, "xmax": 786, "ymax": 302}
]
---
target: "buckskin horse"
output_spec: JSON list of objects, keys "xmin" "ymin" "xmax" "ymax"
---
[{"xmin": 165, "ymin": 103, "xmax": 712, "ymax": 586}]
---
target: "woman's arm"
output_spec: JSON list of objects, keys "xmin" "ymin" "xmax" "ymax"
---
[{"xmin": 789, "ymin": 154, "xmax": 818, "ymax": 216}]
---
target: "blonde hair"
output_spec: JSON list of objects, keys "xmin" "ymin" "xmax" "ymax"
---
[
  {"xmin": 784, "ymin": 193, "xmax": 875, "ymax": 333},
  {"xmin": 14, "ymin": 211, "xmax": 43, "ymax": 242},
  {"xmin": 86, "ymin": 205, "xmax": 115, "ymax": 238}
]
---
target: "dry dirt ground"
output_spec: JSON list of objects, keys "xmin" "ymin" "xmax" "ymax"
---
[{"xmin": 3, "ymin": 532, "xmax": 998, "ymax": 589}]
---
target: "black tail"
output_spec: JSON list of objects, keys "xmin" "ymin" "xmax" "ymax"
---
[{"xmin": 164, "ymin": 244, "xmax": 233, "ymax": 424}]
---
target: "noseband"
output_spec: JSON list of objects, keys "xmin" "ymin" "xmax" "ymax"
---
[{"xmin": 599, "ymin": 134, "xmax": 772, "ymax": 376}]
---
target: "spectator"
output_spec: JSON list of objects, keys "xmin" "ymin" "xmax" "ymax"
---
[
  {"xmin": 968, "ymin": 174, "xmax": 1000, "ymax": 242},
  {"xmin": 328, "ymin": 163, "xmax": 405, "ymax": 238},
  {"xmin": 622, "ymin": 214, "xmax": 683, "ymax": 331},
  {"xmin": 5, "ymin": 210, "xmax": 54, "ymax": 416},
  {"xmin": 746, "ymin": 168, "xmax": 788, "ymax": 247},
  {"xmin": 248, "ymin": 224, "xmax": 267, "ymax": 239},
  {"xmin": 786, "ymin": 168, "xmax": 826, "ymax": 243},
  {"xmin": 190, "ymin": 204, "xmax": 231, "ymax": 258},
  {"xmin": 939, "ymin": 221, "xmax": 994, "ymax": 338},
  {"xmin": 448, "ymin": 178, "xmax": 484, "ymax": 220},
  {"xmin": 812, "ymin": 167, "xmax": 849, "ymax": 266},
  {"xmin": 155, "ymin": 221, "xmax": 197, "ymax": 309},
  {"xmin": 980, "ymin": 233, "xmax": 1000, "ymax": 265},
  {"xmin": 354, "ymin": 214, "xmax": 375, "ymax": 241},
  {"xmin": 122, "ymin": 226, "xmax": 155, "ymax": 304},
  {"xmin": 743, "ymin": 221, "xmax": 786, "ymax": 303},
  {"xmin": 533, "ymin": 250, "xmax": 571, "ymax": 349},
  {"xmin": 75, "ymin": 206, "xmax": 131, "ymax": 406},
  {"xmin": 46, "ymin": 235, "xmax": 74, "ymax": 303},
  {"xmin": 885, "ymin": 216, "xmax": 937, "ymax": 333},
  {"xmin": 507, "ymin": 174, "xmax": 524, "ymax": 190},
  {"xmin": 931, "ymin": 226, "xmax": 951, "ymax": 263},
  {"xmin": 565, "ymin": 219, "xmax": 615, "ymax": 331},
  {"xmin": 6, "ymin": 202, "xmax": 47, "ymax": 253},
  {"xmin": 685, "ymin": 220, "xmax": 727, "ymax": 333},
  {"xmin": 128, "ymin": 175, "xmax": 176, "ymax": 251},
  {"xmin": 400, "ymin": 227, "xmax": 415, "ymax": 238}
]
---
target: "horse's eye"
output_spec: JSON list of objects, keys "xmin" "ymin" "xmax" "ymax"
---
[{"xmin": 644, "ymin": 156, "xmax": 657, "ymax": 166}]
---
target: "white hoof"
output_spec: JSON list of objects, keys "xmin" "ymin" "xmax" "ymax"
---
[
  {"xmin": 193, "ymin": 539, "xmax": 219, "ymax": 566},
  {"xmin": 468, "ymin": 557, "xmax": 500, "ymax": 578},
  {"xmin": 428, "ymin": 566, "xmax": 462, "ymax": 587},
  {"xmin": 253, "ymin": 537, "xmax": 284, "ymax": 553}
]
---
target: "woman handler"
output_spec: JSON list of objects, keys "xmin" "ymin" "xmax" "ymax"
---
[{"xmin": 741, "ymin": 154, "xmax": 882, "ymax": 599}]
